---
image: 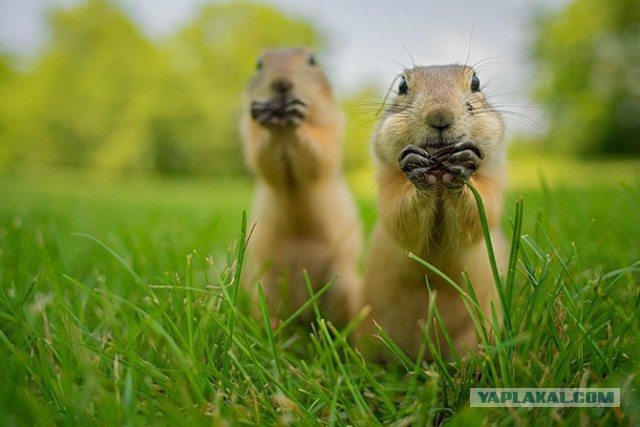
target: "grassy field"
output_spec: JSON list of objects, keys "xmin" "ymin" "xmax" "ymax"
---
[{"xmin": 1, "ymin": 158, "xmax": 639, "ymax": 425}]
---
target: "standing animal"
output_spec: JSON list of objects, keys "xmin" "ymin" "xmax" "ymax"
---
[
  {"xmin": 356, "ymin": 64, "xmax": 508, "ymax": 360},
  {"xmin": 240, "ymin": 47, "xmax": 362, "ymax": 327}
]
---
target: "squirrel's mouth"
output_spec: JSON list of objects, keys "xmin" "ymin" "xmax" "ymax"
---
[
  {"xmin": 420, "ymin": 135, "xmax": 463, "ymax": 151},
  {"xmin": 250, "ymin": 98, "xmax": 307, "ymax": 128}
]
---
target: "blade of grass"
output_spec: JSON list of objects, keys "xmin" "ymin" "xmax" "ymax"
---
[
  {"xmin": 506, "ymin": 196, "xmax": 524, "ymax": 310},
  {"xmin": 465, "ymin": 182, "xmax": 510, "ymax": 333},
  {"xmin": 327, "ymin": 376, "xmax": 343, "ymax": 427},
  {"xmin": 63, "ymin": 274, "xmax": 206, "ymax": 404},
  {"xmin": 257, "ymin": 282, "xmax": 286, "ymax": 386},
  {"xmin": 317, "ymin": 319, "xmax": 377, "ymax": 423},
  {"xmin": 223, "ymin": 210, "xmax": 248, "ymax": 373},
  {"xmin": 326, "ymin": 322, "xmax": 398, "ymax": 418},
  {"xmin": 275, "ymin": 275, "xmax": 336, "ymax": 336},
  {"xmin": 374, "ymin": 321, "xmax": 418, "ymax": 371},
  {"xmin": 303, "ymin": 269, "xmax": 323, "ymax": 322},
  {"xmin": 185, "ymin": 253, "xmax": 194, "ymax": 355},
  {"xmin": 72, "ymin": 232, "xmax": 158, "ymax": 302}
]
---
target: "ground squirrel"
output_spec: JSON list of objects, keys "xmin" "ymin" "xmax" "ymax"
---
[
  {"xmin": 240, "ymin": 47, "xmax": 362, "ymax": 327},
  {"xmin": 356, "ymin": 64, "xmax": 508, "ymax": 360}
]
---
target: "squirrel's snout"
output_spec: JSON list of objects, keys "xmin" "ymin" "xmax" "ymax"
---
[
  {"xmin": 271, "ymin": 78, "xmax": 294, "ymax": 95},
  {"xmin": 425, "ymin": 107, "xmax": 455, "ymax": 132}
]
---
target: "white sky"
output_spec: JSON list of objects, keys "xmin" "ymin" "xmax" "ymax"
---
[{"xmin": 0, "ymin": 0, "xmax": 570, "ymax": 135}]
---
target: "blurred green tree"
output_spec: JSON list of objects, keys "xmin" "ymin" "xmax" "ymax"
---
[
  {"xmin": 0, "ymin": 55, "xmax": 11, "ymax": 81},
  {"xmin": 0, "ymin": 54, "xmax": 14, "ymax": 167},
  {"xmin": 0, "ymin": 0, "xmax": 324, "ymax": 175},
  {"xmin": 342, "ymin": 87, "xmax": 380, "ymax": 173},
  {"xmin": 533, "ymin": 0, "xmax": 640, "ymax": 156},
  {"xmin": 0, "ymin": 0, "xmax": 164, "ymax": 172}
]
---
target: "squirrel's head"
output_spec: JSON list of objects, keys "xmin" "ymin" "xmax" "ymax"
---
[
  {"xmin": 246, "ymin": 47, "xmax": 336, "ymax": 129},
  {"xmin": 372, "ymin": 65, "xmax": 505, "ymax": 168}
]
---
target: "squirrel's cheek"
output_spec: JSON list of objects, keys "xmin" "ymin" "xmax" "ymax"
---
[{"xmin": 377, "ymin": 115, "xmax": 399, "ymax": 136}]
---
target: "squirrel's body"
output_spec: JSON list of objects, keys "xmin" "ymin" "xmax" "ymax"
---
[
  {"xmin": 357, "ymin": 65, "xmax": 508, "ymax": 360},
  {"xmin": 241, "ymin": 47, "xmax": 362, "ymax": 326}
]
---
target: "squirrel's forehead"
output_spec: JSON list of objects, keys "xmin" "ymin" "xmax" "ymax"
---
[
  {"xmin": 259, "ymin": 47, "xmax": 312, "ymax": 63},
  {"xmin": 406, "ymin": 65, "xmax": 473, "ymax": 82}
]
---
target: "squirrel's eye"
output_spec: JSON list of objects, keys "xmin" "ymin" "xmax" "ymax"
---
[
  {"xmin": 308, "ymin": 54, "xmax": 317, "ymax": 66},
  {"xmin": 398, "ymin": 76, "xmax": 409, "ymax": 95},
  {"xmin": 256, "ymin": 58, "xmax": 263, "ymax": 71},
  {"xmin": 471, "ymin": 73, "xmax": 480, "ymax": 92}
]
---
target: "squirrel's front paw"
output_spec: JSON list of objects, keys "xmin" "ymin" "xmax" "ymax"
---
[
  {"xmin": 439, "ymin": 141, "xmax": 484, "ymax": 188},
  {"xmin": 398, "ymin": 144, "xmax": 439, "ymax": 190}
]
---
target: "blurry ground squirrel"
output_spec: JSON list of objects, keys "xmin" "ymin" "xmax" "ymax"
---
[
  {"xmin": 240, "ymin": 47, "xmax": 362, "ymax": 327},
  {"xmin": 356, "ymin": 64, "xmax": 508, "ymax": 360}
]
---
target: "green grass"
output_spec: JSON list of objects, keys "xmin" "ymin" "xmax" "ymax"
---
[{"xmin": 1, "ymin": 167, "xmax": 639, "ymax": 425}]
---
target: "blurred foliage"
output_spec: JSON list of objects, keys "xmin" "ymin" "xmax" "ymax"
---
[
  {"xmin": 533, "ymin": 0, "xmax": 640, "ymax": 156},
  {"xmin": 0, "ymin": 0, "xmax": 366, "ymax": 176},
  {"xmin": 0, "ymin": 55, "xmax": 13, "ymax": 165},
  {"xmin": 342, "ymin": 87, "xmax": 380, "ymax": 173}
]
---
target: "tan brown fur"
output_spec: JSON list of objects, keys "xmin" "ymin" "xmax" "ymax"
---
[
  {"xmin": 356, "ymin": 64, "xmax": 508, "ymax": 360},
  {"xmin": 241, "ymin": 47, "xmax": 362, "ymax": 326}
]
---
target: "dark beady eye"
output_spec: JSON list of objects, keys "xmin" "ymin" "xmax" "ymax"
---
[
  {"xmin": 256, "ymin": 58, "xmax": 264, "ymax": 71},
  {"xmin": 398, "ymin": 76, "xmax": 409, "ymax": 95},
  {"xmin": 308, "ymin": 54, "xmax": 317, "ymax": 66},
  {"xmin": 471, "ymin": 73, "xmax": 480, "ymax": 92}
]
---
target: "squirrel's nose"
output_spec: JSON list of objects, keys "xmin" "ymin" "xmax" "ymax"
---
[
  {"xmin": 271, "ymin": 78, "xmax": 293, "ymax": 95},
  {"xmin": 426, "ymin": 107, "xmax": 454, "ymax": 132}
]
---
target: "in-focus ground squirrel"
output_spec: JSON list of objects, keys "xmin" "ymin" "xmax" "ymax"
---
[
  {"xmin": 356, "ymin": 64, "xmax": 508, "ymax": 360},
  {"xmin": 241, "ymin": 47, "xmax": 362, "ymax": 327}
]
